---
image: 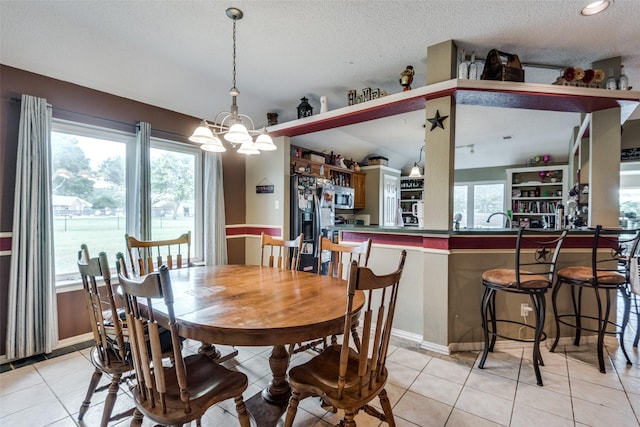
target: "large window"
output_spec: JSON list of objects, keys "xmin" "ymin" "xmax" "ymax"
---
[
  {"xmin": 454, "ymin": 181, "xmax": 506, "ymax": 229},
  {"xmin": 51, "ymin": 121, "xmax": 201, "ymax": 282},
  {"xmin": 150, "ymin": 145, "xmax": 196, "ymax": 240}
]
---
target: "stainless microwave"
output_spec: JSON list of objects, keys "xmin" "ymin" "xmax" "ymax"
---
[{"xmin": 334, "ymin": 186, "xmax": 355, "ymax": 210}]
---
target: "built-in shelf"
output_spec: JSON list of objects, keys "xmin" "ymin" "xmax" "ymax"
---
[
  {"xmin": 507, "ymin": 165, "xmax": 569, "ymax": 228},
  {"xmin": 400, "ymin": 176, "xmax": 424, "ymax": 227},
  {"xmin": 268, "ymin": 79, "xmax": 640, "ymax": 138}
]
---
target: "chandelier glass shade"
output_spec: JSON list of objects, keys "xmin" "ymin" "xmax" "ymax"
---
[{"xmin": 189, "ymin": 7, "xmax": 275, "ymax": 154}]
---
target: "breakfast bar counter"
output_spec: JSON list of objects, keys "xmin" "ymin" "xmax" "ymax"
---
[{"xmin": 330, "ymin": 225, "xmax": 599, "ymax": 355}]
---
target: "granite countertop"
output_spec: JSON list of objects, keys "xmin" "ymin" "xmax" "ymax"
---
[
  {"xmin": 330, "ymin": 225, "xmax": 597, "ymax": 235},
  {"xmin": 330, "ymin": 225, "xmax": 517, "ymax": 234}
]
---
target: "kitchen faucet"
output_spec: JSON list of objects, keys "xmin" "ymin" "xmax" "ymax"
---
[{"xmin": 487, "ymin": 212, "xmax": 512, "ymax": 229}]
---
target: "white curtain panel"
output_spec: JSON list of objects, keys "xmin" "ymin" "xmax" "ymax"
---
[
  {"xmin": 6, "ymin": 94, "xmax": 57, "ymax": 359},
  {"xmin": 204, "ymin": 152, "xmax": 228, "ymax": 265},
  {"xmin": 126, "ymin": 122, "xmax": 151, "ymax": 240}
]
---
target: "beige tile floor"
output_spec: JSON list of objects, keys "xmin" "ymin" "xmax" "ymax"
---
[{"xmin": 1, "ymin": 328, "xmax": 639, "ymax": 427}]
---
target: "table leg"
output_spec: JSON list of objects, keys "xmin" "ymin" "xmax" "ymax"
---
[
  {"xmin": 245, "ymin": 345, "xmax": 291, "ymax": 426},
  {"xmin": 261, "ymin": 345, "xmax": 292, "ymax": 404},
  {"xmin": 198, "ymin": 342, "xmax": 239, "ymax": 363}
]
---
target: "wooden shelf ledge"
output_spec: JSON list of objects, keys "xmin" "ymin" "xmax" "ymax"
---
[{"xmin": 268, "ymin": 79, "xmax": 640, "ymax": 138}]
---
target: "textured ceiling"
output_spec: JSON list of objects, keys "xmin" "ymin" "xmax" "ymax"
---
[{"xmin": 1, "ymin": 0, "xmax": 639, "ymax": 172}]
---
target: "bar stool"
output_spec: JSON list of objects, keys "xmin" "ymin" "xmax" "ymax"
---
[
  {"xmin": 549, "ymin": 226, "xmax": 640, "ymax": 373},
  {"xmin": 479, "ymin": 227, "xmax": 568, "ymax": 386},
  {"xmin": 632, "ymin": 294, "xmax": 640, "ymax": 348}
]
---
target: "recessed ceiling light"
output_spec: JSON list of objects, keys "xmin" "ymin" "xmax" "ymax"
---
[{"xmin": 581, "ymin": 1, "xmax": 611, "ymax": 16}]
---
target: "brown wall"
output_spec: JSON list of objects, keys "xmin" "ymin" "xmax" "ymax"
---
[{"xmin": 0, "ymin": 65, "xmax": 246, "ymax": 356}]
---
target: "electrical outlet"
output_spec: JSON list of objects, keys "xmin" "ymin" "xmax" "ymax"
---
[{"xmin": 520, "ymin": 303, "xmax": 532, "ymax": 317}]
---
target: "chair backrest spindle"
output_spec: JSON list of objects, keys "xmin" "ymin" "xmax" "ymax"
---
[
  {"xmin": 260, "ymin": 232, "xmax": 303, "ymax": 270},
  {"xmin": 318, "ymin": 236, "xmax": 372, "ymax": 278},
  {"xmin": 125, "ymin": 232, "xmax": 191, "ymax": 276}
]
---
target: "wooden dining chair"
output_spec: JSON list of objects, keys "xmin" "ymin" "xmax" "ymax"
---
[
  {"xmin": 260, "ymin": 232, "xmax": 303, "ymax": 270},
  {"xmin": 116, "ymin": 264, "xmax": 252, "ymax": 427},
  {"xmin": 125, "ymin": 232, "xmax": 238, "ymax": 363},
  {"xmin": 284, "ymin": 250, "xmax": 407, "ymax": 427},
  {"xmin": 77, "ymin": 245, "xmax": 133, "ymax": 427},
  {"xmin": 302, "ymin": 236, "xmax": 372, "ymax": 352},
  {"xmin": 318, "ymin": 236, "xmax": 372, "ymax": 279},
  {"xmin": 125, "ymin": 231, "xmax": 191, "ymax": 276}
]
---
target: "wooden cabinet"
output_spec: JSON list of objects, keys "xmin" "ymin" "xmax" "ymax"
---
[
  {"xmin": 290, "ymin": 156, "xmax": 366, "ymax": 209},
  {"xmin": 506, "ymin": 165, "xmax": 568, "ymax": 228},
  {"xmin": 351, "ymin": 172, "xmax": 366, "ymax": 209},
  {"xmin": 360, "ymin": 165, "xmax": 401, "ymax": 226}
]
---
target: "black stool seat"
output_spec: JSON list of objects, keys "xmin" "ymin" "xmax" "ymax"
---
[
  {"xmin": 550, "ymin": 226, "xmax": 640, "ymax": 374},
  {"xmin": 479, "ymin": 228, "xmax": 568, "ymax": 387}
]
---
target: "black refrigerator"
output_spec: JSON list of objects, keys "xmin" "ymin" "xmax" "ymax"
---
[{"xmin": 290, "ymin": 174, "xmax": 335, "ymax": 272}]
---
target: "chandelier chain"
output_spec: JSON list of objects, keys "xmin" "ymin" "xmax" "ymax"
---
[{"xmin": 231, "ymin": 17, "xmax": 237, "ymax": 91}]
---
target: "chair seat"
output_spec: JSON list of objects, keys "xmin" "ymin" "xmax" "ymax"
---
[
  {"xmin": 288, "ymin": 345, "xmax": 386, "ymax": 407},
  {"xmin": 557, "ymin": 266, "xmax": 625, "ymax": 286},
  {"xmin": 90, "ymin": 346, "xmax": 131, "ymax": 375},
  {"xmin": 132, "ymin": 354, "xmax": 248, "ymax": 425},
  {"xmin": 482, "ymin": 268, "xmax": 551, "ymax": 289}
]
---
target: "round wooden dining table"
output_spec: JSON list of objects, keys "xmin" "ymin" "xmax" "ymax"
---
[{"xmin": 152, "ymin": 264, "xmax": 365, "ymax": 412}]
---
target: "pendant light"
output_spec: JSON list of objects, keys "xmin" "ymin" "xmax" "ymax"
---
[
  {"xmin": 189, "ymin": 7, "xmax": 276, "ymax": 154},
  {"xmin": 409, "ymin": 146, "xmax": 425, "ymax": 177}
]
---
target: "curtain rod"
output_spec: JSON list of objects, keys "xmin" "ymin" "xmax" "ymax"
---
[{"xmin": 10, "ymin": 96, "xmax": 191, "ymax": 140}]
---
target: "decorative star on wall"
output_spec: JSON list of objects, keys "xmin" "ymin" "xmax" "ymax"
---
[{"xmin": 427, "ymin": 110, "xmax": 449, "ymax": 131}]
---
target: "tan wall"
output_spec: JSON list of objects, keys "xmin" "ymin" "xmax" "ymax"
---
[
  {"xmin": 0, "ymin": 65, "xmax": 247, "ymax": 356},
  {"xmin": 622, "ymin": 118, "xmax": 640, "ymax": 151},
  {"xmin": 448, "ymin": 249, "xmax": 602, "ymax": 349},
  {"xmin": 243, "ymin": 136, "xmax": 291, "ymax": 265}
]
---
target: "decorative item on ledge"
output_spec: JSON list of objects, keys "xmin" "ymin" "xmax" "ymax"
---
[
  {"xmin": 400, "ymin": 65, "xmax": 415, "ymax": 91},
  {"xmin": 267, "ymin": 112, "xmax": 279, "ymax": 126},
  {"xmin": 368, "ymin": 156, "xmax": 388, "ymax": 166},
  {"xmin": 526, "ymin": 154, "xmax": 552, "ymax": 167},
  {"xmin": 552, "ymin": 67, "xmax": 605, "ymax": 88},
  {"xmin": 347, "ymin": 87, "xmax": 387, "ymax": 106},
  {"xmin": 297, "ymin": 97, "xmax": 313, "ymax": 118},
  {"xmin": 480, "ymin": 49, "xmax": 524, "ymax": 82}
]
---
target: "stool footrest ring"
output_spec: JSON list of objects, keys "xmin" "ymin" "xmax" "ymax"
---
[
  {"xmin": 486, "ymin": 319, "xmax": 548, "ymax": 343},
  {"xmin": 556, "ymin": 314, "xmax": 622, "ymax": 335}
]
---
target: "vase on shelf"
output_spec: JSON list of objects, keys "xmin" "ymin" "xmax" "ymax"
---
[
  {"xmin": 605, "ymin": 67, "xmax": 617, "ymax": 90},
  {"xmin": 618, "ymin": 65, "xmax": 629, "ymax": 90},
  {"xmin": 458, "ymin": 49, "xmax": 468, "ymax": 79},
  {"xmin": 468, "ymin": 51, "xmax": 478, "ymax": 80}
]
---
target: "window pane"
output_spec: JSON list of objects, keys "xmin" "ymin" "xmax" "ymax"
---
[
  {"xmin": 474, "ymin": 183, "xmax": 505, "ymax": 228},
  {"xmin": 150, "ymin": 147, "xmax": 195, "ymax": 241},
  {"xmin": 620, "ymin": 188, "xmax": 640, "ymax": 229},
  {"xmin": 454, "ymin": 185, "xmax": 468, "ymax": 228},
  {"xmin": 51, "ymin": 130, "xmax": 127, "ymax": 280}
]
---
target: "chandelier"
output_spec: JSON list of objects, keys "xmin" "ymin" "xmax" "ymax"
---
[{"xmin": 189, "ymin": 7, "xmax": 275, "ymax": 154}]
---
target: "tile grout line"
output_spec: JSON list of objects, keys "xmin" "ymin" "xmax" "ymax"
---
[{"xmin": 607, "ymin": 342, "xmax": 640, "ymax": 425}]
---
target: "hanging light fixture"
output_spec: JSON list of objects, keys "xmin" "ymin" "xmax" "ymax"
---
[
  {"xmin": 189, "ymin": 7, "xmax": 276, "ymax": 154},
  {"xmin": 409, "ymin": 146, "xmax": 425, "ymax": 177}
]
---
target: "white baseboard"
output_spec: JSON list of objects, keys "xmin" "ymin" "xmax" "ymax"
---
[
  {"xmin": 420, "ymin": 341, "xmax": 451, "ymax": 355},
  {"xmin": 391, "ymin": 328, "xmax": 422, "ymax": 344},
  {"xmin": 450, "ymin": 334, "xmax": 615, "ymax": 353}
]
